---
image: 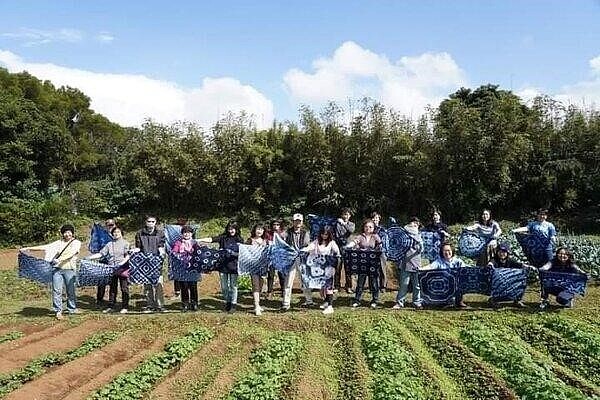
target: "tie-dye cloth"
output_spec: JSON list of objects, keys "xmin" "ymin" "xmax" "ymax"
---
[
  {"xmin": 189, "ymin": 246, "xmax": 228, "ymax": 273},
  {"xmin": 540, "ymin": 271, "xmax": 587, "ymax": 297},
  {"xmin": 128, "ymin": 252, "xmax": 164, "ymax": 284},
  {"xmin": 382, "ymin": 225, "xmax": 415, "ymax": 262},
  {"xmin": 418, "ymin": 269, "xmax": 457, "ymax": 305},
  {"xmin": 420, "ymin": 231, "xmax": 442, "ymax": 262},
  {"xmin": 307, "ymin": 214, "xmax": 338, "ymax": 241},
  {"xmin": 458, "ymin": 230, "xmax": 490, "ymax": 258},
  {"xmin": 490, "ymin": 267, "xmax": 528, "ymax": 301},
  {"xmin": 456, "ymin": 266, "xmax": 491, "ymax": 296},
  {"xmin": 168, "ymin": 253, "xmax": 201, "ymax": 282},
  {"xmin": 299, "ymin": 252, "xmax": 338, "ymax": 289},
  {"xmin": 269, "ymin": 234, "xmax": 299, "ymax": 275},
  {"xmin": 18, "ymin": 252, "xmax": 53, "ymax": 284},
  {"xmin": 77, "ymin": 259, "xmax": 114, "ymax": 286},
  {"xmin": 88, "ymin": 223, "xmax": 113, "ymax": 253},
  {"xmin": 237, "ymin": 244, "xmax": 270, "ymax": 276},
  {"xmin": 343, "ymin": 249, "xmax": 382, "ymax": 276},
  {"xmin": 515, "ymin": 232, "xmax": 553, "ymax": 268},
  {"xmin": 164, "ymin": 224, "xmax": 200, "ymax": 253}
]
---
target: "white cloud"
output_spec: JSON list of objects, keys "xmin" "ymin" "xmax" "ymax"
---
[
  {"xmin": 283, "ymin": 41, "xmax": 467, "ymax": 117},
  {"xmin": 95, "ymin": 32, "xmax": 115, "ymax": 43},
  {"xmin": 554, "ymin": 54, "xmax": 600, "ymax": 109},
  {"xmin": 0, "ymin": 50, "xmax": 274, "ymax": 129},
  {"xmin": 1, "ymin": 28, "xmax": 83, "ymax": 46}
]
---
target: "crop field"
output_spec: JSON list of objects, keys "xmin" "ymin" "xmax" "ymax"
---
[{"xmin": 1, "ymin": 228, "xmax": 600, "ymax": 400}]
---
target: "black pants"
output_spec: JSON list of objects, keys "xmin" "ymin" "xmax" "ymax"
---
[
  {"xmin": 355, "ymin": 274, "xmax": 379, "ymax": 303},
  {"xmin": 96, "ymin": 285, "xmax": 108, "ymax": 303},
  {"xmin": 174, "ymin": 280, "xmax": 181, "ymax": 293},
  {"xmin": 266, "ymin": 268, "xmax": 285, "ymax": 294},
  {"xmin": 180, "ymin": 281, "xmax": 198, "ymax": 305},
  {"xmin": 107, "ymin": 275, "xmax": 129, "ymax": 309},
  {"xmin": 335, "ymin": 260, "xmax": 353, "ymax": 290}
]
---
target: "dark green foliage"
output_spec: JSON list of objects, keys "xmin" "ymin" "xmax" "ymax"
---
[{"xmin": 0, "ymin": 331, "xmax": 23, "ymax": 344}]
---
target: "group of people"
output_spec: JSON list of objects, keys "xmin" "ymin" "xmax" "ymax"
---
[{"xmin": 19, "ymin": 207, "xmax": 587, "ymax": 320}]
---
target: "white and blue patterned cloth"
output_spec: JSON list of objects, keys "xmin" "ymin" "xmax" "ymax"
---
[
  {"xmin": 18, "ymin": 252, "xmax": 53, "ymax": 284},
  {"xmin": 77, "ymin": 259, "xmax": 114, "ymax": 286},
  {"xmin": 88, "ymin": 223, "xmax": 113, "ymax": 253},
  {"xmin": 299, "ymin": 252, "xmax": 338, "ymax": 289},
  {"xmin": 269, "ymin": 234, "xmax": 299, "ymax": 275},
  {"xmin": 540, "ymin": 271, "xmax": 587, "ymax": 297},
  {"xmin": 237, "ymin": 244, "xmax": 270, "ymax": 276},
  {"xmin": 189, "ymin": 246, "xmax": 228, "ymax": 273},
  {"xmin": 515, "ymin": 231, "xmax": 553, "ymax": 267},
  {"xmin": 458, "ymin": 230, "xmax": 490, "ymax": 258},
  {"xmin": 307, "ymin": 214, "xmax": 338, "ymax": 241},
  {"xmin": 490, "ymin": 267, "xmax": 528, "ymax": 301},
  {"xmin": 343, "ymin": 249, "xmax": 382, "ymax": 276},
  {"xmin": 456, "ymin": 266, "xmax": 491, "ymax": 295},
  {"xmin": 418, "ymin": 269, "xmax": 457, "ymax": 305},
  {"xmin": 168, "ymin": 253, "xmax": 201, "ymax": 282},
  {"xmin": 128, "ymin": 252, "xmax": 163, "ymax": 284},
  {"xmin": 164, "ymin": 224, "xmax": 200, "ymax": 253},
  {"xmin": 420, "ymin": 231, "xmax": 442, "ymax": 262},
  {"xmin": 382, "ymin": 225, "xmax": 415, "ymax": 262}
]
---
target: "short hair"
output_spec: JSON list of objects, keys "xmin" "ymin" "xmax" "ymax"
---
[
  {"xmin": 341, "ymin": 207, "xmax": 352, "ymax": 216},
  {"xmin": 361, "ymin": 218, "xmax": 375, "ymax": 232},
  {"xmin": 110, "ymin": 226, "xmax": 122, "ymax": 235},
  {"xmin": 440, "ymin": 242, "xmax": 453, "ymax": 257},
  {"xmin": 145, "ymin": 214, "xmax": 158, "ymax": 222},
  {"xmin": 60, "ymin": 224, "xmax": 75, "ymax": 235},
  {"xmin": 370, "ymin": 211, "xmax": 381, "ymax": 219},
  {"xmin": 409, "ymin": 216, "xmax": 420, "ymax": 224},
  {"xmin": 181, "ymin": 225, "xmax": 194, "ymax": 234}
]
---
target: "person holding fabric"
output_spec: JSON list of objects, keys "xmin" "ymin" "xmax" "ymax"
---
[
  {"xmin": 280, "ymin": 213, "xmax": 311, "ymax": 311},
  {"xmin": 20, "ymin": 224, "xmax": 82, "ymax": 320},
  {"xmin": 465, "ymin": 209, "xmax": 502, "ymax": 266},
  {"xmin": 512, "ymin": 208, "xmax": 557, "ymax": 264},
  {"xmin": 300, "ymin": 225, "xmax": 341, "ymax": 315},
  {"xmin": 371, "ymin": 212, "xmax": 388, "ymax": 293},
  {"xmin": 246, "ymin": 223, "xmax": 269, "ymax": 316},
  {"xmin": 198, "ymin": 221, "xmax": 244, "ymax": 313},
  {"xmin": 539, "ymin": 247, "xmax": 586, "ymax": 309},
  {"xmin": 265, "ymin": 219, "xmax": 286, "ymax": 300},
  {"xmin": 87, "ymin": 226, "xmax": 131, "ymax": 313},
  {"xmin": 393, "ymin": 217, "xmax": 423, "ymax": 310},
  {"xmin": 335, "ymin": 208, "xmax": 355, "ymax": 293},
  {"xmin": 172, "ymin": 225, "xmax": 200, "ymax": 312},
  {"xmin": 486, "ymin": 242, "xmax": 531, "ymax": 308},
  {"xmin": 423, "ymin": 210, "xmax": 451, "ymax": 240},
  {"xmin": 134, "ymin": 215, "xmax": 166, "ymax": 313},
  {"xmin": 346, "ymin": 219, "xmax": 383, "ymax": 309},
  {"xmin": 95, "ymin": 218, "xmax": 116, "ymax": 308},
  {"xmin": 428, "ymin": 242, "xmax": 468, "ymax": 308}
]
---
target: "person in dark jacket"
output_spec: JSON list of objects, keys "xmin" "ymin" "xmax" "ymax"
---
[
  {"xmin": 335, "ymin": 207, "xmax": 355, "ymax": 293},
  {"xmin": 134, "ymin": 215, "xmax": 166, "ymax": 313},
  {"xmin": 486, "ymin": 242, "xmax": 532, "ymax": 308},
  {"xmin": 281, "ymin": 213, "xmax": 310, "ymax": 311}
]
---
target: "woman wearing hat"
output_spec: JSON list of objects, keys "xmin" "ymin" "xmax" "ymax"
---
[
  {"xmin": 539, "ymin": 247, "xmax": 586, "ymax": 309},
  {"xmin": 20, "ymin": 224, "xmax": 82, "ymax": 319},
  {"xmin": 487, "ymin": 242, "xmax": 532, "ymax": 308}
]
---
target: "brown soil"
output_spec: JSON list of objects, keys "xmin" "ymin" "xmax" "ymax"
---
[
  {"xmin": 289, "ymin": 334, "xmax": 336, "ymax": 400},
  {"xmin": 0, "ymin": 248, "xmax": 19, "ymax": 271},
  {"xmin": 0, "ymin": 319, "xmax": 104, "ymax": 374},
  {"xmin": 5, "ymin": 333, "xmax": 160, "ymax": 400},
  {"xmin": 0, "ymin": 322, "xmax": 52, "ymax": 338}
]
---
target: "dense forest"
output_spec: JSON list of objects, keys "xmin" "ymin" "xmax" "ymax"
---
[{"xmin": 1, "ymin": 67, "xmax": 599, "ymax": 244}]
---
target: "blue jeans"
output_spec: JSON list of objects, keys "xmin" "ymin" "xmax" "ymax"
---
[
  {"xmin": 52, "ymin": 268, "xmax": 77, "ymax": 313},
  {"xmin": 396, "ymin": 268, "xmax": 422, "ymax": 306},
  {"xmin": 220, "ymin": 273, "xmax": 238, "ymax": 304},
  {"xmin": 355, "ymin": 274, "xmax": 379, "ymax": 303}
]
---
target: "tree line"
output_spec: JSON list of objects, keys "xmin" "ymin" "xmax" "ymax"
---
[{"xmin": 1, "ymin": 67, "xmax": 599, "ymax": 244}]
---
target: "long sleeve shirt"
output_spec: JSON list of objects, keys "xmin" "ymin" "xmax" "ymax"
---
[{"xmin": 37, "ymin": 239, "xmax": 82, "ymax": 269}]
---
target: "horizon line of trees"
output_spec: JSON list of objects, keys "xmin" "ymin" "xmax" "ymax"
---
[{"xmin": 1, "ymin": 67, "xmax": 599, "ymax": 244}]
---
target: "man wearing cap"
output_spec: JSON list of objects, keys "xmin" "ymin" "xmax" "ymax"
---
[
  {"xmin": 487, "ymin": 242, "xmax": 532, "ymax": 308},
  {"xmin": 281, "ymin": 213, "xmax": 311, "ymax": 311}
]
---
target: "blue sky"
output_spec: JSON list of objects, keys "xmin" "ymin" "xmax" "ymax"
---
[{"xmin": 1, "ymin": 0, "xmax": 599, "ymax": 128}]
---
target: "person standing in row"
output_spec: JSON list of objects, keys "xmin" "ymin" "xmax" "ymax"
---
[
  {"xmin": 371, "ymin": 212, "xmax": 388, "ymax": 293},
  {"xmin": 96, "ymin": 218, "xmax": 116, "ymax": 308},
  {"xmin": 265, "ymin": 219, "xmax": 286, "ymax": 300},
  {"xmin": 512, "ymin": 208, "xmax": 557, "ymax": 265},
  {"xmin": 393, "ymin": 217, "xmax": 423, "ymax": 310},
  {"xmin": 135, "ymin": 215, "xmax": 166, "ymax": 313},
  {"xmin": 335, "ymin": 208, "xmax": 355, "ymax": 293},
  {"xmin": 172, "ymin": 225, "xmax": 199, "ymax": 312},
  {"xmin": 281, "ymin": 213, "xmax": 310, "ymax": 311},
  {"xmin": 246, "ymin": 223, "xmax": 269, "ymax": 315},
  {"xmin": 346, "ymin": 219, "xmax": 382, "ymax": 309},
  {"xmin": 465, "ymin": 209, "xmax": 502, "ymax": 266},
  {"xmin": 20, "ymin": 224, "xmax": 82, "ymax": 320}
]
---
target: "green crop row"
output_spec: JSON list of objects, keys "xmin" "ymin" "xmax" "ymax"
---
[
  {"xmin": 226, "ymin": 334, "xmax": 304, "ymax": 400},
  {"xmin": 543, "ymin": 316, "xmax": 600, "ymax": 357},
  {"xmin": 459, "ymin": 321, "xmax": 587, "ymax": 400},
  {"xmin": 0, "ymin": 331, "xmax": 119, "ymax": 398},
  {"xmin": 91, "ymin": 327, "xmax": 212, "ymax": 400},
  {"xmin": 0, "ymin": 331, "xmax": 23, "ymax": 344}
]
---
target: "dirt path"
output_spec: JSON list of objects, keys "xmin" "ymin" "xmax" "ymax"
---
[
  {"xmin": 7, "ymin": 334, "xmax": 164, "ymax": 400},
  {"xmin": 0, "ymin": 322, "xmax": 52, "ymax": 340},
  {"xmin": 0, "ymin": 319, "xmax": 104, "ymax": 374}
]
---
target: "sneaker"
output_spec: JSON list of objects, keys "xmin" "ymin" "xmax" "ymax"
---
[
  {"xmin": 319, "ymin": 302, "xmax": 328, "ymax": 310},
  {"xmin": 456, "ymin": 301, "xmax": 468, "ymax": 308},
  {"xmin": 181, "ymin": 305, "xmax": 189, "ymax": 313},
  {"xmin": 539, "ymin": 300, "xmax": 549, "ymax": 310},
  {"xmin": 228, "ymin": 304, "xmax": 237, "ymax": 313},
  {"xmin": 351, "ymin": 302, "xmax": 359, "ymax": 308},
  {"xmin": 170, "ymin": 292, "xmax": 181, "ymax": 300},
  {"xmin": 414, "ymin": 304, "xmax": 423, "ymax": 310},
  {"xmin": 190, "ymin": 303, "xmax": 198, "ymax": 311},
  {"xmin": 142, "ymin": 307, "xmax": 153, "ymax": 314},
  {"xmin": 514, "ymin": 301, "xmax": 526, "ymax": 308},
  {"xmin": 370, "ymin": 303, "xmax": 377, "ymax": 309},
  {"xmin": 280, "ymin": 305, "xmax": 290, "ymax": 312},
  {"xmin": 224, "ymin": 302, "xmax": 232, "ymax": 312},
  {"xmin": 392, "ymin": 302, "xmax": 404, "ymax": 310},
  {"xmin": 333, "ymin": 288, "xmax": 339, "ymax": 294},
  {"xmin": 55, "ymin": 312, "xmax": 64, "ymax": 320},
  {"xmin": 322, "ymin": 306, "xmax": 334, "ymax": 315},
  {"xmin": 300, "ymin": 301, "xmax": 314, "ymax": 308},
  {"xmin": 266, "ymin": 293, "xmax": 273, "ymax": 301},
  {"xmin": 119, "ymin": 308, "xmax": 128, "ymax": 314},
  {"xmin": 254, "ymin": 307, "xmax": 262, "ymax": 316},
  {"xmin": 102, "ymin": 308, "xmax": 113, "ymax": 314},
  {"xmin": 566, "ymin": 299, "xmax": 574, "ymax": 308},
  {"xmin": 346, "ymin": 288, "xmax": 354, "ymax": 294},
  {"xmin": 157, "ymin": 307, "xmax": 166, "ymax": 313}
]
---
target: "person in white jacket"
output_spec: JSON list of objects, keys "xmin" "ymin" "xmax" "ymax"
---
[{"xmin": 393, "ymin": 217, "xmax": 423, "ymax": 310}]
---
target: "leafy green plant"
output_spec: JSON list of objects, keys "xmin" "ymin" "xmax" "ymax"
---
[
  {"xmin": 91, "ymin": 327, "xmax": 212, "ymax": 400},
  {"xmin": 0, "ymin": 331, "xmax": 118, "ymax": 397},
  {"xmin": 543, "ymin": 316, "xmax": 600, "ymax": 357},
  {"xmin": 0, "ymin": 331, "xmax": 23, "ymax": 344}
]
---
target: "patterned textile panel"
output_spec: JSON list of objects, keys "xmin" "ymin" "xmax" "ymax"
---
[
  {"xmin": 299, "ymin": 252, "xmax": 338, "ymax": 289},
  {"xmin": 77, "ymin": 259, "xmax": 114, "ymax": 286},
  {"xmin": 456, "ymin": 266, "xmax": 491, "ymax": 295},
  {"xmin": 128, "ymin": 252, "xmax": 164, "ymax": 284},
  {"xmin": 343, "ymin": 249, "xmax": 382, "ymax": 276},
  {"xmin": 164, "ymin": 224, "xmax": 200, "ymax": 253},
  {"xmin": 418, "ymin": 269, "xmax": 457, "ymax": 305},
  {"xmin": 189, "ymin": 246, "xmax": 228, "ymax": 273},
  {"xmin": 515, "ymin": 232, "xmax": 552, "ymax": 268},
  {"xmin": 269, "ymin": 234, "xmax": 299, "ymax": 275},
  {"xmin": 458, "ymin": 230, "xmax": 490, "ymax": 258},
  {"xmin": 540, "ymin": 271, "xmax": 587, "ymax": 296},
  {"xmin": 88, "ymin": 223, "xmax": 113, "ymax": 253},
  {"xmin": 237, "ymin": 244, "xmax": 270, "ymax": 276},
  {"xmin": 490, "ymin": 267, "xmax": 528, "ymax": 301},
  {"xmin": 18, "ymin": 252, "xmax": 53, "ymax": 284},
  {"xmin": 420, "ymin": 231, "xmax": 442, "ymax": 262},
  {"xmin": 168, "ymin": 253, "xmax": 201, "ymax": 282},
  {"xmin": 307, "ymin": 214, "xmax": 338, "ymax": 241},
  {"xmin": 382, "ymin": 225, "xmax": 415, "ymax": 262}
]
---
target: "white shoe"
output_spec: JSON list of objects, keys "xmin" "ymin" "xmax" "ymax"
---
[
  {"xmin": 55, "ymin": 312, "xmax": 64, "ymax": 320},
  {"xmin": 254, "ymin": 307, "xmax": 262, "ymax": 316},
  {"xmin": 119, "ymin": 308, "xmax": 128, "ymax": 314},
  {"xmin": 539, "ymin": 300, "xmax": 549, "ymax": 310},
  {"xmin": 392, "ymin": 302, "xmax": 404, "ymax": 309},
  {"xmin": 322, "ymin": 306, "xmax": 334, "ymax": 315},
  {"xmin": 370, "ymin": 303, "xmax": 378, "ymax": 309},
  {"xmin": 319, "ymin": 302, "xmax": 328, "ymax": 310},
  {"xmin": 102, "ymin": 307, "xmax": 113, "ymax": 314},
  {"xmin": 352, "ymin": 302, "xmax": 359, "ymax": 308}
]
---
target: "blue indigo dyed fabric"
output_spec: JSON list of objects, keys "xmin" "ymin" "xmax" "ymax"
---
[
  {"xmin": 418, "ymin": 269, "xmax": 457, "ymax": 305},
  {"xmin": 238, "ymin": 244, "xmax": 270, "ymax": 276},
  {"xmin": 307, "ymin": 214, "xmax": 338, "ymax": 241},
  {"xmin": 382, "ymin": 225, "xmax": 415, "ymax": 262},
  {"xmin": 515, "ymin": 231, "xmax": 553, "ymax": 268},
  {"xmin": 458, "ymin": 230, "xmax": 490, "ymax": 258},
  {"xmin": 456, "ymin": 266, "xmax": 491, "ymax": 295},
  {"xmin": 343, "ymin": 249, "xmax": 382, "ymax": 276},
  {"xmin": 88, "ymin": 223, "xmax": 113, "ymax": 254},
  {"xmin": 77, "ymin": 259, "xmax": 113, "ymax": 286},
  {"xmin": 540, "ymin": 271, "xmax": 587, "ymax": 297},
  {"xmin": 18, "ymin": 252, "xmax": 53, "ymax": 284},
  {"xmin": 268, "ymin": 234, "xmax": 299, "ymax": 275},
  {"xmin": 299, "ymin": 252, "xmax": 338, "ymax": 289},
  {"xmin": 420, "ymin": 231, "xmax": 442, "ymax": 262},
  {"xmin": 168, "ymin": 253, "xmax": 201, "ymax": 282},
  {"xmin": 128, "ymin": 252, "xmax": 163, "ymax": 284},
  {"xmin": 490, "ymin": 267, "xmax": 528, "ymax": 301},
  {"xmin": 189, "ymin": 246, "xmax": 228, "ymax": 273}
]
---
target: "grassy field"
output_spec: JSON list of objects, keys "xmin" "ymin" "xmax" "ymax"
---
[{"xmin": 1, "ymin": 221, "xmax": 599, "ymax": 399}]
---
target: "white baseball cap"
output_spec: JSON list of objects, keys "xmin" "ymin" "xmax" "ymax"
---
[{"xmin": 292, "ymin": 213, "xmax": 303, "ymax": 221}]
